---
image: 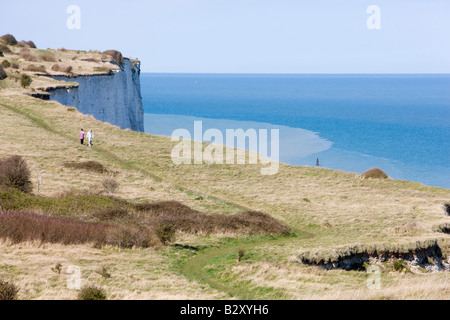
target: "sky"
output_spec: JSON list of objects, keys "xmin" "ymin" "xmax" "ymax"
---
[{"xmin": 1, "ymin": 0, "xmax": 449, "ymax": 73}]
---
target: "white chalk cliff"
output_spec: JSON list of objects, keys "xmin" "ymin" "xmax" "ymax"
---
[{"xmin": 48, "ymin": 58, "xmax": 144, "ymax": 132}]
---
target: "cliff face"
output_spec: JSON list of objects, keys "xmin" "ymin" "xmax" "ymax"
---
[{"xmin": 48, "ymin": 58, "xmax": 144, "ymax": 132}]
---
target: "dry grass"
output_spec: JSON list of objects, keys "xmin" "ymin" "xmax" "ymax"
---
[
  {"xmin": 230, "ymin": 261, "xmax": 449, "ymax": 300},
  {"xmin": 0, "ymin": 240, "xmax": 225, "ymax": 300}
]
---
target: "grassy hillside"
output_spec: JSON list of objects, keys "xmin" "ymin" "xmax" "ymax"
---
[{"xmin": 0, "ymin": 37, "xmax": 449, "ymax": 300}]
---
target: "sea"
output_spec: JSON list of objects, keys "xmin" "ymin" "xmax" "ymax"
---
[{"xmin": 141, "ymin": 73, "xmax": 450, "ymax": 189}]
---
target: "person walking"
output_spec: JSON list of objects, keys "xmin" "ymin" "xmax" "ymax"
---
[
  {"xmin": 79, "ymin": 129, "xmax": 86, "ymax": 145},
  {"xmin": 87, "ymin": 129, "xmax": 94, "ymax": 146},
  {"xmin": 316, "ymin": 158, "xmax": 320, "ymax": 167}
]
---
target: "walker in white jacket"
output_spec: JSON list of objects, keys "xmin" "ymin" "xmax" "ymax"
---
[{"xmin": 87, "ymin": 130, "xmax": 94, "ymax": 146}]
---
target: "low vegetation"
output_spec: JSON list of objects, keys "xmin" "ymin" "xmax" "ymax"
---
[
  {"xmin": 103, "ymin": 50, "xmax": 123, "ymax": 66},
  {"xmin": 361, "ymin": 168, "xmax": 389, "ymax": 179},
  {"xmin": 20, "ymin": 74, "xmax": 32, "ymax": 88},
  {"xmin": 102, "ymin": 178, "xmax": 119, "ymax": 194},
  {"xmin": 0, "ymin": 155, "xmax": 32, "ymax": 193},
  {"xmin": 0, "ymin": 279, "xmax": 19, "ymax": 300},
  {"xmin": 1, "ymin": 34, "xmax": 17, "ymax": 46},
  {"xmin": 19, "ymin": 49, "xmax": 37, "ymax": 62},
  {"xmin": 0, "ymin": 65, "xmax": 6, "ymax": 80},
  {"xmin": 77, "ymin": 286, "xmax": 107, "ymax": 300},
  {"xmin": 24, "ymin": 65, "xmax": 47, "ymax": 73},
  {"xmin": 1, "ymin": 60, "xmax": 10, "ymax": 68},
  {"xmin": 142, "ymin": 201, "xmax": 291, "ymax": 236},
  {"xmin": 39, "ymin": 52, "xmax": 56, "ymax": 62},
  {"xmin": 63, "ymin": 160, "xmax": 109, "ymax": 174}
]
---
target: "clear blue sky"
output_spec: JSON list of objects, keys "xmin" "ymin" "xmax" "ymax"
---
[{"xmin": 1, "ymin": 0, "xmax": 449, "ymax": 73}]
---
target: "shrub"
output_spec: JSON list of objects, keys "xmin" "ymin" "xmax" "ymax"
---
[
  {"xmin": 26, "ymin": 41, "xmax": 37, "ymax": 49},
  {"xmin": 106, "ymin": 226, "xmax": 158, "ymax": 248},
  {"xmin": 78, "ymin": 286, "xmax": 106, "ymax": 300},
  {"xmin": 155, "ymin": 222, "xmax": 176, "ymax": 245},
  {"xmin": 0, "ymin": 65, "xmax": 6, "ymax": 80},
  {"xmin": 237, "ymin": 249, "xmax": 245, "ymax": 262},
  {"xmin": 361, "ymin": 168, "xmax": 388, "ymax": 180},
  {"xmin": 392, "ymin": 260, "xmax": 408, "ymax": 272},
  {"xmin": 0, "ymin": 50, "xmax": 3, "ymax": 57},
  {"xmin": 63, "ymin": 161, "xmax": 108, "ymax": 174},
  {"xmin": 0, "ymin": 155, "xmax": 32, "ymax": 193},
  {"xmin": 0, "ymin": 44, "xmax": 11, "ymax": 54},
  {"xmin": 39, "ymin": 52, "xmax": 56, "ymax": 62},
  {"xmin": 19, "ymin": 49, "xmax": 37, "ymax": 62},
  {"xmin": 24, "ymin": 65, "xmax": 46, "ymax": 73},
  {"xmin": 81, "ymin": 58, "xmax": 100, "ymax": 63},
  {"xmin": 103, "ymin": 50, "xmax": 123, "ymax": 65},
  {"xmin": 102, "ymin": 178, "xmax": 119, "ymax": 194},
  {"xmin": 61, "ymin": 65, "xmax": 73, "ymax": 74},
  {"xmin": 11, "ymin": 63, "xmax": 19, "ymax": 69},
  {"xmin": 0, "ymin": 279, "xmax": 19, "ymax": 300},
  {"xmin": 96, "ymin": 266, "xmax": 111, "ymax": 279},
  {"xmin": 1, "ymin": 34, "xmax": 17, "ymax": 46},
  {"xmin": 1, "ymin": 60, "xmax": 11, "ymax": 68},
  {"xmin": 145, "ymin": 201, "xmax": 291, "ymax": 236},
  {"xmin": 0, "ymin": 211, "xmax": 113, "ymax": 245},
  {"xmin": 444, "ymin": 203, "xmax": 450, "ymax": 216},
  {"xmin": 52, "ymin": 64, "xmax": 74, "ymax": 73},
  {"xmin": 94, "ymin": 67, "xmax": 113, "ymax": 75},
  {"xmin": 20, "ymin": 74, "xmax": 32, "ymax": 88},
  {"xmin": 16, "ymin": 41, "xmax": 30, "ymax": 48}
]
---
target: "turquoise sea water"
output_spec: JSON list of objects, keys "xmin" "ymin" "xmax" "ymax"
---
[{"xmin": 142, "ymin": 74, "xmax": 450, "ymax": 189}]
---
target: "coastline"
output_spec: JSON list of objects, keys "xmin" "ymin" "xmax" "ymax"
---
[{"xmin": 144, "ymin": 113, "xmax": 450, "ymax": 189}]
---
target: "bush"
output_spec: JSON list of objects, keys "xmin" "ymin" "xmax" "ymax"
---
[
  {"xmin": 78, "ymin": 286, "xmax": 107, "ymax": 300},
  {"xmin": 106, "ymin": 226, "xmax": 158, "ymax": 248},
  {"xmin": 145, "ymin": 201, "xmax": 291, "ymax": 236},
  {"xmin": 16, "ymin": 41, "xmax": 29, "ymax": 48},
  {"xmin": 19, "ymin": 49, "xmax": 37, "ymax": 62},
  {"xmin": 1, "ymin": 60, "xmax": 11, "ymax": 68},
  {"xmin": 20, "ymin": 74, "xmax": 32, "ymax": 88},
  {"xmin": 155, "ymin": 222, "xmax": 176, "ymax": 245},
  {"xmin": 61, "ymin": 65, "xmax": 73, "ymax": 74},
  {"xmin": 361, "ymin": 168, "xmax": 388, "ymax": 180},
  {"xmin": 1, "ymin": 34, "xmax": 17, "ymax": 46},
  {"xmin": 26, "ymin": 41, "xmax": 36, "ymax": 49},
  {"xmin": 81, "ymin": 58, "xmax": 100, "ymax": 63},
  {"xmin": 102, "ymin": 178, "xmax": 119, "ymax": 194},
  {"xmin": 0, "ymin": 155, "xmax": 32, "ymax": 193},
  {"xmin": 0, "ymin": 65, "xmax": 6, "ymax": 80},
  {"xmin": 39, "ymin": 52, "xmax": 56, "ymax": 62},
  {"xmin": 51, "ymin": 64, "xmax": 73, "ymax": 74},
  {"xmin": 11, "ymin": 63, "xmax": 19, "ymax": 69},
  {"xmin": 103, "ymin": 50, "xmax": 123, "ymax": 66},
  {"xmin": 0, "ymin": 44, "xmax": 11, "ymax": 54},
  {"xmin": 0, "ymin": 279, "xmax": 19, "ymax": 300},
  {"xmin": 0, "ymin": 211, "xmax": 113, "ymax": 245},
  {"xmin": 63, "ymin": 161, "xmax": 109, "ymax": 174},
  {"xmin": 24, "ymin": 65, "xmax": 46, "ymax": 73},
  {"xmin": 444, "ymin": 203, "xmax": 450, "ymax": 216},
  {"xmin": 0, "ymin": 50, "xmax": 3, "ymax": 57}
]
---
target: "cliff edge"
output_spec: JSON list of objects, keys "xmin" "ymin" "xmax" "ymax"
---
[{"xmin": 48, "ymin": 58, "xmax": 145, "ymax": 132}]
